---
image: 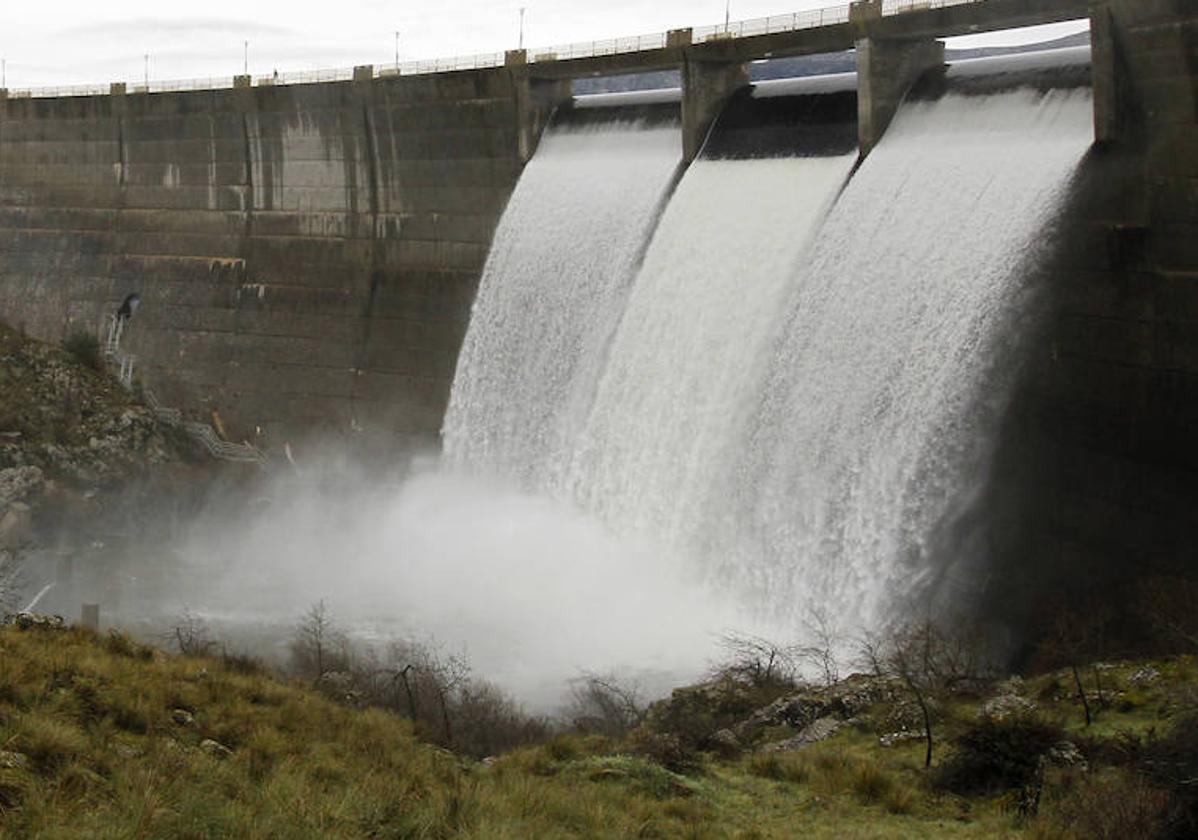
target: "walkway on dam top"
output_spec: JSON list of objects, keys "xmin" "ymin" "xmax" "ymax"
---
[{"xmin": 1, "ymin": 0, "xmax": 1094, "ymax": 99}]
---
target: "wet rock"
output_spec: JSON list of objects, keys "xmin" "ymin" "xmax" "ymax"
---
[
  {"xmin": 979, "ymin": 692, "xmax": 1037, "ymax": 721},
  {"xmin": 3, "ymin": 612, "xmax": 66, "ymax": 631},
  {"xmin": 1128, "ymin": 666, "xmax": 1160, "ymax": 687},
  {"xmin": 1046, "ymin": 740, "xmax": 1087, "ymax": 771},
  {"xmin": 200, "ymin": 739, "xmax": 233, "ymax": 759},
  {"xmin": 879, "ymin": 729, "xmax": 925, "ymax": 748},
  {"xmin": 708, "ymin": 728, "xmax": 743, "ymax": 758},
  {"xmin": 0, "ymin": 751, "xmax": 29, "ymax": 770},
  {"xmin": 735, "ymin": 674, "xmax": 901, "ymax": 742},
  {"xmin": 760, "ymin": 717, "xmax": 844, "ymax": 753}
]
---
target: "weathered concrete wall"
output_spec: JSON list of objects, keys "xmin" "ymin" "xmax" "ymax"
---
[
  {"xmin": 968, "ymin": 0, "xmax": 1198, "ymax": 650},
  {"xmin": 0, "ymin": 70, "xmax": 542, "ymax": 454}
]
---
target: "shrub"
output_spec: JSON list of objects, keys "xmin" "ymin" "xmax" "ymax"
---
[
  {"xmin": 1031, "ymin": 769, "xmax": 1174, "ymax": 840},
  {"xmin": 748, "ymin": 751, "xmax": 810, "ymax": 784},
  {"xmin": 61, "ymin": 330, "xmax": 102, "ymax": 371},
  {"xmin": 628, "ymin": 729, "xmax": 700, "ymax": 775},
  {"xmin": 934, "ymin": 714, "xmax": 1065, "ymax": 795}
]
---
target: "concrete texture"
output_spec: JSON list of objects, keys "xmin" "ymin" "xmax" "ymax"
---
[
  {"xmin": 0, "ymin": 68, "xmax": 555, "ymax": 454},
  {"xmin": 961, "ymin": 0, "xmax": 1198, "ymax": 648},
  {"xmin": 0, "ymin": 0, "xmax": 1193, "ymax": 468},
  {"xmin": 856, "ymin": 37, "xmax": 945, "ymax": 155}
]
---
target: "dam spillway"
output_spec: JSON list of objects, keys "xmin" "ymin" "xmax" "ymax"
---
[
  {"xmin": 0, "ymin": 0, "xmax": 1196, "ymax": 664},
  {"xmin": 444, "ymin": 51, "xmax": 1097, "ymax": 632},
  {"xmin": 442, "ymin": 112, "xmax": 683, "ymax": 489}
]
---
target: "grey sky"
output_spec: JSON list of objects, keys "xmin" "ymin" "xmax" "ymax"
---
[{"xmin": 4, "ymin": 1, "xmax": 1088, "ymax": 89}]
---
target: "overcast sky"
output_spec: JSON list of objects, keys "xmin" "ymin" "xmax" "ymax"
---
[{"xmin": 3, "ymin": 1, "xmax": 1089, "ymax": 89}]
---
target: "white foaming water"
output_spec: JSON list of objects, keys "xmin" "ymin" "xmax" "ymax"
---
[
  {"xmin": 442, "ymin": 122, "xmax": 681, "ymax": 490},
  {"xmin": 572, "ymin": 154, "xmax": 857, "ymax": 556},
  {"xmin": 729, "ymin": 88, "xmax": 1095, "ymax": 630},
  {"xmin": 168, "ymin": 469, "xmax": 741, "ymax": 708}
]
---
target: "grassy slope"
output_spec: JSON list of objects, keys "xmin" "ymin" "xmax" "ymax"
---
[{"xmin": 9, "ymin": 632, "xmax": 1190, "ymax": 838}]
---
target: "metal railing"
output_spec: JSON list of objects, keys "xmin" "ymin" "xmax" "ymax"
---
[
  {"xmin": 103, "ymin": 317, "xmax": 267, "ymax": 465},
  {"xmin": 694, "ymin": 5, "xmax": 853, "ymax": 42},
  {"xmin": 881, "ymin": 0, "xmax": 985, "ymax": 14},
  {"xmin": 145, "ymin": 389, "xmax": 268, "ymax": 465},
  {"xmin": 4, "ymin": 0, "xmax": 990, "ymax": 99}
]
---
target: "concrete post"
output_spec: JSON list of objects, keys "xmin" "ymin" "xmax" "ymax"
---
[
  {"xmin": 0, "ymin": 89, "xmax": 7, "ymax": 102},
  {"xmin": 511, "ymin": 70, "xmax": 571, "ymax": 163},
  {"xmin": 233, "ymin": 75, "xmax": 252, "ymax": 89},
  {"xmin": 505, "ymin": 50, "xmax": 528, "ymax": 67},
  {"xmin": 81, "ymin": 603, "xmax": 100, "ymax": 631},
  {"xmin": 353, "ymin": 65, "xmax": 374, "ymax": 83},
  {"xmin": 1090, "ymin": 5, "xmax": 1118, "ymax": 145},
  {"xmin": 856, "ymin": 37, "xmax": 945, "ymax": 156},
  {"xmin": 109, "ymin": 82, "xmax": 127, "ymax": 96},
  {"xmin": 667, "ymin": 28, "xmax": 693, "ymax": 49},
  {"xmin": 681, "ymin": 59, "xmax": 749, "ymax": 163}
]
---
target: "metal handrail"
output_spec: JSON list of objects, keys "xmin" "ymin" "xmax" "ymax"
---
[{"xmin": 3, "ymin": 0, "xmax": 994, "ymax": 98}]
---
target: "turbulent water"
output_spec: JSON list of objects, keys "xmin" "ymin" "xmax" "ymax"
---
[
  {"xmin": 729, "ymin": 87, "xmax": 1095, "ymax": 629},
  {"xmin": 572, "ymin": 154, "xmax": 857, "ymax": 556},
  {"xmin": 442, "ymin": 121, "xmax": 681, "ymax": 490},
  {"xmin": 445, "ymin": 73, "xmax": 1095, "ymax": 648}
]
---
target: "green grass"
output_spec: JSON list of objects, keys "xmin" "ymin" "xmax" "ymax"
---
[{"xmin": 0, "ymin": 626, "xmax": 1192, "ymax": 838}]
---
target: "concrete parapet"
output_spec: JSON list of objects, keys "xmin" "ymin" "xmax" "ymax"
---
[
  {"xmin": 682, "ymin": 59, "xmax": 749, "ymax": 163},
  {"xmin": 353, "ymin": 65, "xmax": 374, "ymax": 83},
  {"xmin": 110, "ymin": 82, "xmax": 127, "ymax": 96},
  {"xmin": 233, "ymin": 75, "xmax": 251, "ymax": 89},
  {"xmin": 667, "ymin": 28, "xmax": 693, "ymax": 48},
  {"xmin": 1090, "ymin": 6, "xmax": 1119, "ymax": 145},
  {"xmin": 856, "ymin": 37, "xmax": 945, "ymax": 156},
  {"xmin": 511, "ymin": 70, "xmax": 571, "ymax": 163},
  {"xmin": 505, "ymin": 50, "xmax": 528, "ymax": 67}
]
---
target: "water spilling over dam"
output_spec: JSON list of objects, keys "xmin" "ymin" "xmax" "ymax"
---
[
  {"xmin": 444, "ymin": 51, "xmax": 1096, "ymax": 637},
  {"xmin": 4, "ymin": 0, "xmax": 1197, "ymax": 697}
]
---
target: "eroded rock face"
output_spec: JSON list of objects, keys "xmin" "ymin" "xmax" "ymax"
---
[
  {"xmin": 734, "ymin": 675, "xmax": 903, "ymax": 742},
  {"xmin": 759, "ymin": 717, "xmax": 845, "ymax": 753},
  {"xmin": 0, "ymin": 466, "xmax": 44, "ymax": 508},
  {"xmin": 2, "ymin": 612, "xmax": 66, "ymax": 630}
]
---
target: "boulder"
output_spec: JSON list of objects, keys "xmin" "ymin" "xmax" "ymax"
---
[
  {"xmin": 170, "ymin": 709, "xmax": 195, "ymax": 727},
  {"xmin": 760, "ymin": 717, "xmax": 844, "ymax": 753},
  {"xmin": 734, "ymin": 674, "xmax": 901, "ymax": 742},
  {"xmin": 199, "ymin": 739, "xmax": 233, "ymax": 759},
  {"xmin": 3, "ymin": 612, "xmax": 66, "ymax": 631},
  {"xmin": 0, "ymin": 466, "xmax": 43, "ymax": 508},
  {"xmin": 0, "ymin": 750, "xmax": 29, "ymax": 770},
  {"xmin": 1128, "ymin": 666, "xmax": 1160, "ymax": 687}
]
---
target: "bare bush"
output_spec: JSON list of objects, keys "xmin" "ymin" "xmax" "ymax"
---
[
  {"xmin": 167, "ymin": 607, "xmax": 215, "ymax": 657},
  {"xmin": 710, "ymin": 631, "xmax": 798, "ymax": 689},
  {"xmin": 289, "ymin": 599, "xmax": 351, "ymax": 681},
  {"xmin": 859, "ymin": 618, "xmax": 995, "ymax": 768},
  {"xmin": 797, "ymin": 607, "xmax": 842, "ymax": 687},
  {"xmin": 566, "ymin": 671, "xmax": 646, "ymax": 736}
]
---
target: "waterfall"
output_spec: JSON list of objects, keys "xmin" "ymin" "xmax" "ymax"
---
[
  {"xmin": 442, "ymin": 115, "xmax": 682, "ymax": 490},
  {"xmin": 572, "ymin": 77, "xmax": 859, "ymax": 557},
  {"xmin": 730, "ymin": 85, "xmax": 1095, "ymax": 630},
  {"xmin": 444, "ymin": 61, "xmax": 1096, "ymax": 639}
]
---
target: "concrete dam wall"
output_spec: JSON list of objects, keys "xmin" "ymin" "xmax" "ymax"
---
[{"xmin": 0, "ymin": 70, "xmax": 547, "ymax": 452}]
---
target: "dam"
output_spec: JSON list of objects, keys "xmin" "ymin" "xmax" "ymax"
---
[{"xmin": 1, "ymin": 0, "xmax": 1196, "ymax": 645}]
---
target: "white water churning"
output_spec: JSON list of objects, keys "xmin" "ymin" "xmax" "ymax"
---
[
  {"xmin": 445, "ymin": 82, "xmax": 1095, "ymax": 640},
  {"xmin": 731, "ymin": 87, "xmax": 1095, "ymax": 629},
  {"xmin": 443, "ymin": 121, "xmax": 681, "ymax": 490}
]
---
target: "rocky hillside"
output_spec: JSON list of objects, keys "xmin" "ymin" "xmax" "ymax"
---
[{"xmin": 0, "ymin": 322, "xmax": 200, "ymax": 596}]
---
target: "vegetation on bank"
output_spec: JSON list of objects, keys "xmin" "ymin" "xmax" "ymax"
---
[{"xmin": 0, "ymin": 618, "xmax": 1194, "ymax": 839}]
